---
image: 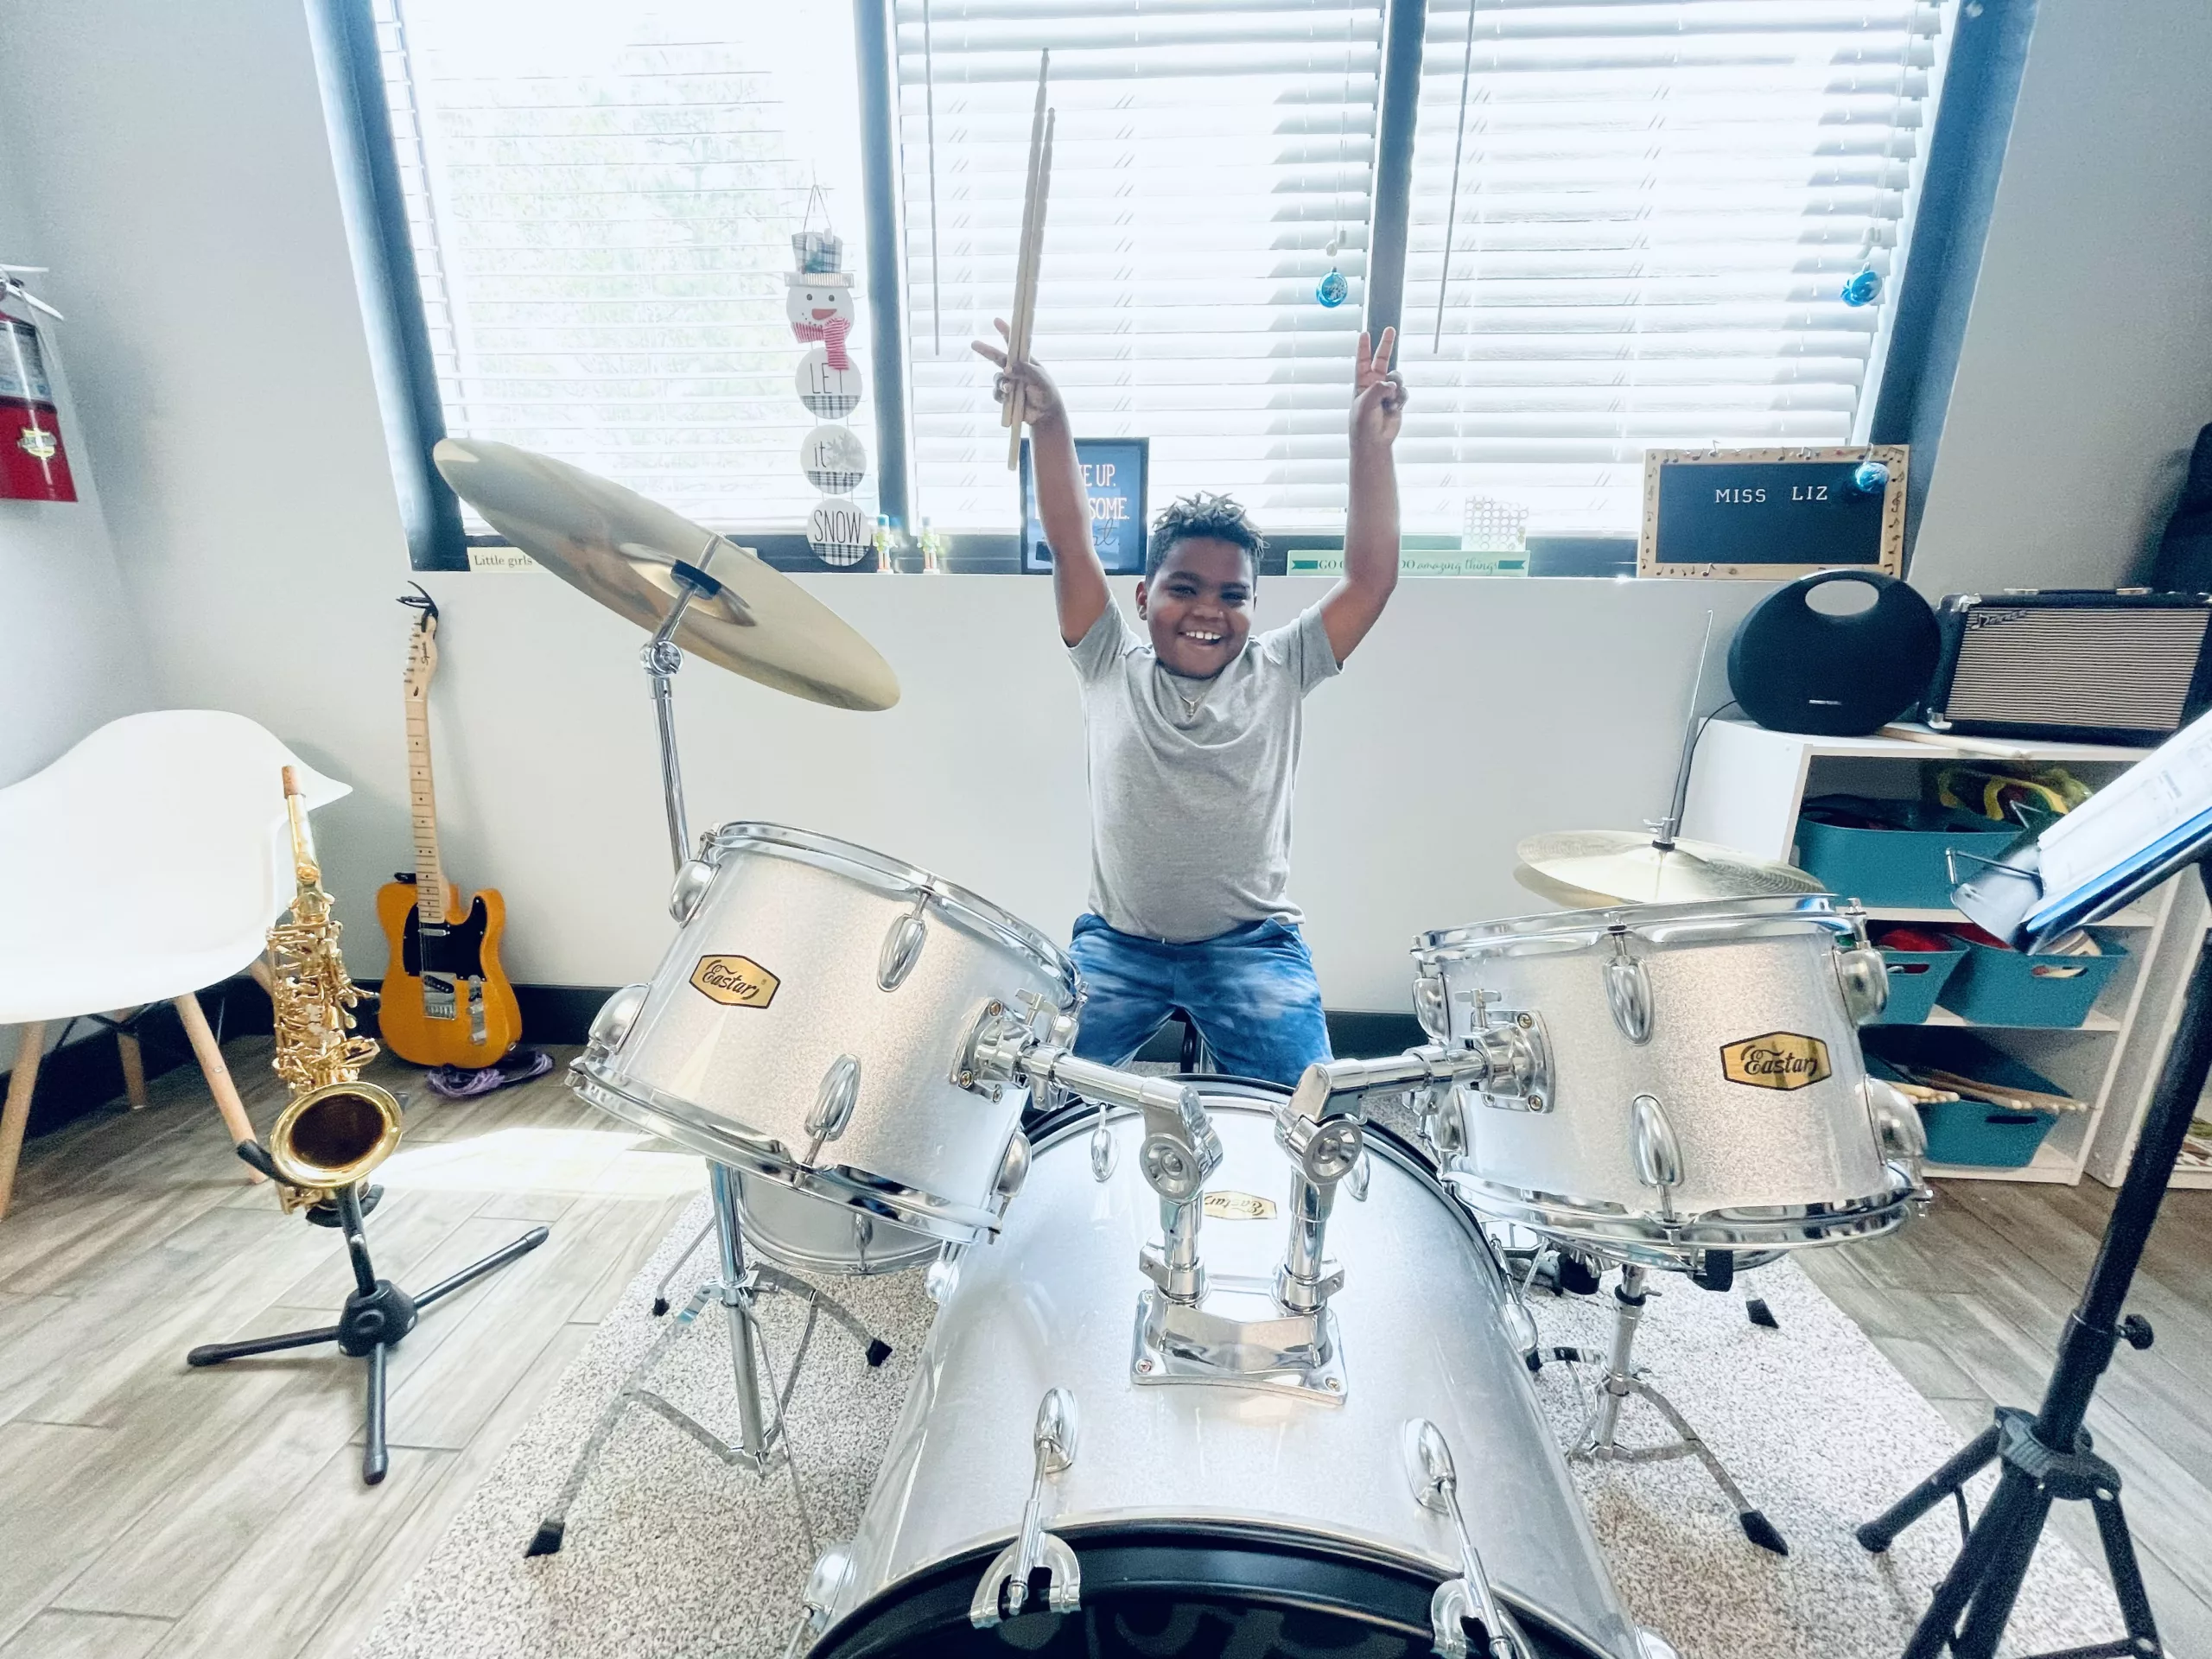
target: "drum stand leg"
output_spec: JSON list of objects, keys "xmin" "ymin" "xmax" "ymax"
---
[
  {"xmin": 524, "ymin": 1166, "xmax": 889, "ymax": 1558},
  {"xmin": 1567, "ymin": 1265, "xmax": 1789, "ymax": 1556}
]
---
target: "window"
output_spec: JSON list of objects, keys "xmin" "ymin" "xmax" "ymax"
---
[
  {"xmin": 1398, "ymin": 0, "xmax": 1956, "ymax": 541},
  {"xmin": 896, "ymin": 3, "xmax": 1387, "ymax": 532},
  {"xmin": 367, "ymin": 0, "xmax": 874, "ymax": 536}
]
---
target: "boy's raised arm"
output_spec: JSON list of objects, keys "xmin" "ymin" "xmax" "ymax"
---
[
  {"xmin": 1321, "ymin": 327, "xmax": 1405, "ymax": 666},
  {"xmin": 976, "ymin": 321, "xmax": 1109, "ymax": 646}
]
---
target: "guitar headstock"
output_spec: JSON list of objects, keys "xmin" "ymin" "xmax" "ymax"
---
[{"xmin": 401, "ymin": 583, "xmax": 440, "ymax": 694}]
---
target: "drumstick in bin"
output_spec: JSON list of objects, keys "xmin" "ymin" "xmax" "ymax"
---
[{"xmin": 1004, "ymin": 53, "xmax": 1052, "ymax": 470}]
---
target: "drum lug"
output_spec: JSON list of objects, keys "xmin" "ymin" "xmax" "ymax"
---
[
  {"xmin": 789, "ymin": 1543, "xmax": 855, "ymax": 1655},
  {"xmin": 1630, "ymin": 1093, "xmax": 1683, "ymax": 1205},
  {"xmin": 667, "ymin": 857, "xmax": 717, "ymax": 925},
  {"xmin": 993, "ymin": 1130, "xmax": 1033, "ymax": 1200},
  {"xmin": 1413, "ymin": 971, "xmax": 1450, "ymax": 1041},
  {"xmin": 1834, "ymin": 942, "xmax": 1891, "ymax": 1025},
  {"xmin": 1402, "ymin": 1419, "xmax": 1522, "ymax": 1659},
  {"xmin": 969, "ymin": 1389, "xmax": 1081, "ymax": 1628},
  {"xmin": 586, "ymin": 982, "xmax": 652, "ymax": 1056},
  {"xmin": 877, "ymin": 899, "xmax": 930, "ymax": 991},
  {"xmin": 803, "ymin": 1054, "xmax": 862, "ymax": 1163},
  {"xmin": 1604, "ymin": 943, "xmax": 1654, "ymax": 1045}
]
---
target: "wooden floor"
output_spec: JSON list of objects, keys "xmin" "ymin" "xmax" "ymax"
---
[
  {"xmin": 0, "ymin": 1039, "xmax": 695, "ymax": 1659},
  {"xmin": 2, "ymin": 1039, "xmax": 2209, "ymax": 1659}
]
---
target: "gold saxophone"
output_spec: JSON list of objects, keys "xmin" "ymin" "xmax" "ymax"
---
[{"xmin": 263, "ymin": 766, "xmax": 404, "ymax": 1212}]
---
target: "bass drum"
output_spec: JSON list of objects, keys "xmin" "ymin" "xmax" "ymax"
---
[{"xmin": 807, "ymin": 1080, "xmax": 1652, "ymax": 1659}]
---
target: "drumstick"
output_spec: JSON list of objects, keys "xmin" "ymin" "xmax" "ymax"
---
[
  {"xmin": 1004, "ymin": 54, "xmax": 1052, "ymax": 469},
  {"xmin": 1005, "ymin": 111, "xmax": 1053, "ymax": 470},
  {"xmin": 1002, "ymin": 52, "xmax": 1048, "ymax": 439}
]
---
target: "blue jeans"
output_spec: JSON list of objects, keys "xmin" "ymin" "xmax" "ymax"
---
[{"xmin": 1067, "ymin": 913, "xmax": 1333, "ymax": 1087}]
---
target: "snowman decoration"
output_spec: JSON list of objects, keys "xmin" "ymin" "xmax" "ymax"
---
[{"xmin": 790, "ymin": 226, "xmax": 871, "ymax": 567}]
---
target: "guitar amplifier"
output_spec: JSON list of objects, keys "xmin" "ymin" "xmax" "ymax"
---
[{"xmin": 1923, "ymin": 590, "xmax": 2212, "ymax": 744}]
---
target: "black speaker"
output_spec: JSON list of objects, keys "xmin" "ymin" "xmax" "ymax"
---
[{"xmin": 1727, "ymin": 570, "xmax": 1940, "ymax": 736}]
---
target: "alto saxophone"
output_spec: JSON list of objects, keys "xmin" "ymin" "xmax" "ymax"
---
[{"xmin": 262, "ymin": 766, "xmax": 404, "ymax": 1212}]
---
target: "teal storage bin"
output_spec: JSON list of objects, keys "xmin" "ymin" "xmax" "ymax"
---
[
  {"xmin": 1794, "ymin": 797, "xmax": 2019, "ymax": 910},
  {"xmin": 1872, "ymin": 945, "xmax": 1967, "ymax": 1025},
  {"xmin": 1939, "ymin": 936, "xmax": 2125, "ymax": 1028},
  {"xmin": 1917, "ymin": 1099, "xmax": 2061, "ymax": 1167}
]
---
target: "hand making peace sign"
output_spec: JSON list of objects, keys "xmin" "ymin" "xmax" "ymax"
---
[{"xmin": 1349, "ymin": 327, "xmax": 1406, "ymax": 449}]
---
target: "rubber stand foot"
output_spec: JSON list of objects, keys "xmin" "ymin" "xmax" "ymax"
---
[
  {"xmin": 1746, "ymin": 1297, "xmax": 1778, "ymax": 1329},
  {"xmin": 1855, "ymin": 1522, "xmax": 1891, "ymax": 1554},
  {"xmin": 651, "ymin": 1297, "xmax": 670, "ymax": 1318},
  {"xmin": 1559, "ymin": 1255, "xmax": 1602, "ymax": 1296},
  {"xmin": 1740, "ymin": 1510, "xmax": 1789, "ymax": 1555},
  {"xmin": 525, "ymin": 1519, "xmax": 564, "ymax": 1558},
  {"xmin": 866, "ymin": 1338, "xmax": 893, "ymax": 1368},
  {"xmin": 1525, "ymin": 1351, "xmax": 1543, "ymax": 1374}
]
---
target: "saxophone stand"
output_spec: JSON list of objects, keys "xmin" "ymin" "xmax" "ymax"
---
[
  {"xmin": 188, "ymin": 1141, "xmax": 549, "ymax": 1485},
  {"xmin": 524, "ymin": 556, "xmax": 887, "ymax": 1556},
  {"xmin": 1858, "ymin": 849, "xmax": 2212, "ymax": 1658}
]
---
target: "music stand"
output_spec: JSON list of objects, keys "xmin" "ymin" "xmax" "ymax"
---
[{"xmin": 1855, "ymin": 738, "xmax": 2212, "ymax": 1659}]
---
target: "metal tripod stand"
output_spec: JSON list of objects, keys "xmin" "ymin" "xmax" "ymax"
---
[
  {"xmin": 1558, "ymin": 1263, "xmax": 1789, "ymax": 1555},
  {"xmin": 1856, "ymin": 861, "xmax": 2212, "ymax": 1659},
  {"xmin": 525, "ymin": 556, "xmax": 888, "ymax": 1553},
  {"xmin": 188, "ymin": 1178, "xmax": 548, "ymax": 1484}
]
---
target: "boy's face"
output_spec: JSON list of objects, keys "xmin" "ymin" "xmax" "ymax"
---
[{"xmin": 1136, "ymin": 537, "xmax": 1255, "ymax": 679}]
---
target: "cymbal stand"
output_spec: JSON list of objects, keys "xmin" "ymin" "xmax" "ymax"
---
[
  {"xmin": 529, "ymin": 557, "xmax": 888, "ymax": 1554},
  {"xmin": 1558, "ymin": 1263, "xmax": 1789, "ymax": 1555}
]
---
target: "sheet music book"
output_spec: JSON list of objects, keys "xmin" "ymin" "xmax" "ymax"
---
[{"xmin": 2023, "ymin": 705, "xmax": 2212, "ymax": 937}]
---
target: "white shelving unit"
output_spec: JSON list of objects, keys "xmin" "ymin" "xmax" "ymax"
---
[{"xmin": 1680, "ymin": 720, "xmax": 2195, "ymax": 1187}]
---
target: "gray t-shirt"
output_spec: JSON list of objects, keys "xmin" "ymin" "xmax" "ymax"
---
[{"xmin": 1070, "ymin": 601, "xmax": 1340, "ymax": 944}]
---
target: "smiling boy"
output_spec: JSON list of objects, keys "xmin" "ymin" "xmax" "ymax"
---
[{"xmin": 976, "ymin": 323, "xmax": 1406, "ymax": 1084}]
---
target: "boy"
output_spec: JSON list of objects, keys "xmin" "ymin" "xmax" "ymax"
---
[{"xmin": 974, "ymin": 321, "xmax": 1406, "ymax": 1084}]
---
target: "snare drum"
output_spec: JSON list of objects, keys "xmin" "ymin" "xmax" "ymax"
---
[
  {"xmin": 804, "ymin": 1082, "xmax": 1651, "ymax": 1659},
  {"xmin": 1414, "ymin": 895, "xmax": 1917, "ymax": 1264},
  {"xmin": 573, "ymin": 824, "xmax": 1079, "ymax": 1258}
]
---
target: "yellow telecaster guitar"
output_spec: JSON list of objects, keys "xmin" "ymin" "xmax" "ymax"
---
[{"xmin": 376, "ymin": 589, "xmax": 523, "ymax": 1067}]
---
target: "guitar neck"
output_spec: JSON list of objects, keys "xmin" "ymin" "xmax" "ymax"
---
[{"xmin": 404, "ymin": 662, "xmax": 449, "ymax": 927}]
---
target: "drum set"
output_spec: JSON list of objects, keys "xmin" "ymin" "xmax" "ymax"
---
[{"xmin": 435, "ymin": 441, "xmax": 1935, "ymax": 1659}]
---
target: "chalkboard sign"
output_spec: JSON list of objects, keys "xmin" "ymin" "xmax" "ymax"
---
[
  {"xmin": 1020, "ymin": 437, "xmax": 1149, "ymax": 575},
  {"xmin": 1638, "ymin": 445, "xmax": 1907, "ymax": 581}
]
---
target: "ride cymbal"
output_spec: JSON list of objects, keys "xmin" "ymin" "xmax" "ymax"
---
[
  {"xmin": 432, "ymin": 438, "xmax": 899, "ymax": 712},
  {"xmin": 1515, "ymin": 830, "xmax": 1826, "ymax": 907}
]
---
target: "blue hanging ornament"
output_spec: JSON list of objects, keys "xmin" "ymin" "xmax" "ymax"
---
[
  {"xmin": 1316, "ymin": 233, "xmax": 1349, "ymax": 308},
  {"xmin": 1851, "ymin": 459, "xmax": 1891, "ymax": 497},
  {"xmin": 1840, "ymin": 267, "xmax": 1884, "ymax": 308}
]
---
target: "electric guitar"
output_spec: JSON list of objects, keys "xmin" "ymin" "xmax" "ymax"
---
[{"xmin": 376, "ymin": 592, "xmax": 523, "ymax": 1067}]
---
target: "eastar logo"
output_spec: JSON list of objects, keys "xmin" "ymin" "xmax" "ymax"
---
[
  {"xmin": 1201, "ymin": 1191, "xmax": 1278, "ymax": 1221},
  {"xmin": 690, "ymin": 955, "xmax": 779, "ymax": 1008},
  {"xmin": 1719, "ymin": 1032, "xmax": 1832, "ymax": 1090},
  {"xmin": 17, "ymin": 425, "xmax": 56, "ymax": 460}
]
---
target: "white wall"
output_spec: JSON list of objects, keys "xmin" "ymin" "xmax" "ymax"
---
[
  {"xmin": 1910, "ymin": 0, "xmax": 2212, "ymax": 595},
  {"xmin": 0, "ymin": 0, "xmax": 2206, "ymax": 1019},
  {"xmin": 0, "ymin": 166, "xmax": 148, "ymax": 787}
]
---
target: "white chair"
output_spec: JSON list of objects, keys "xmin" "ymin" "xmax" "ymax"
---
[{"xmin": 0, "ymin": 710, "xmax": 349, "ymax": 1219}]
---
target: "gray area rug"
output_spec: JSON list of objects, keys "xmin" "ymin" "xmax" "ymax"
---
[{"xmin": 354, "ymin": 1192, "xmax": 2120, "ymax": 1659}]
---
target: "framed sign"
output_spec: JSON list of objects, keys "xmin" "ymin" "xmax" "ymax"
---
[
  {"xmin": 1638, "ymin": 444, "xmax": 1907, "ymax": 581},
  {"xmin": 1020, "ymin": 437, "xmax": 1149, "ymax": 575}
]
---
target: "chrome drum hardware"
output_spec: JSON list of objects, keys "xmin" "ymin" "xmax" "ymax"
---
[
  {"xmin": 802, "ymin": 1084, "xmax": 1650, "ymax": 1659},
  {"xmin": 1413, "ymin": 895, "xmax": 1924, "ymax": 1265},
  {"xmin": 571, "ymin": 823, "xmax": 1078, "ymax": 1262}
]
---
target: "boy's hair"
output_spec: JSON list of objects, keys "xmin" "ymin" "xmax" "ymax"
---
[{"xmin": 1145, "ymin": 493, "xmax": 1266, "ymax": 582}]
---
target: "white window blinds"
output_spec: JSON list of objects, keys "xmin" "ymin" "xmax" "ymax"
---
[
  {"xmin": 1400, "ymin": 0, "xmax": 1955, "ymax": 540},
  {"xmin": 371, "ymin": 0, "xmax": 874, "ymax": 534},
  {"xmin": 897, "ymin": 2, "xmax": 1386, "ymax": 533}
]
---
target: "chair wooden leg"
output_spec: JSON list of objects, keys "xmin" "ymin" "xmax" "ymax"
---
[
  {"xmin": 111, "ymin": 1009, "xmax": 149, "ymax": 1109},
  {"xmin": 0, "ymin": 1021, "xmax": 48, "ymax": 1223},
  {"xmin": 172, "ymin": 994, "xmax": 265, "ymax": 1183},
  {"xmin": 245, "ymin": 956, "xmax": 274, "ymax": 996}
]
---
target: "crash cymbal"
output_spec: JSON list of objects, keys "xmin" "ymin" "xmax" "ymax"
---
[
  {"xmin": 1515, "ymin": 830, "xmax": 1827, "ymax": 908},
  {"xmin": 432, "ymin": 438, "xmax": 899, "ymax": 712}
]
